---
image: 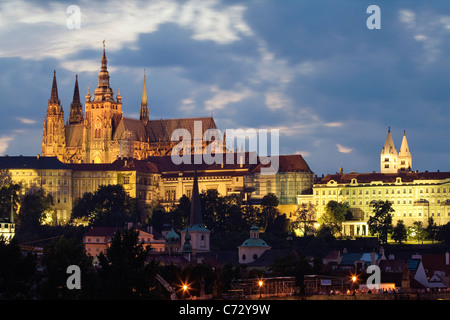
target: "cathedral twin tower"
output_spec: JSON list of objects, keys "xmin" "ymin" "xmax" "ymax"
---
[{"xmin": 42, "ymin": 43, "xmax": 217, "ymax": 164}]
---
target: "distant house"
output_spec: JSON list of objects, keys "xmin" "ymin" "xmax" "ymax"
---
[
  {"xmin": 83, "ymin": 226, "xmax": 165, "ymax": 258},
  {"xmin": 421, "ymin": 252, "xmax": 450, "ymax": 289},
  {"xmin": 378, "ymin": 256, "xmax": 428, "ymax": 289},
  {"xmin": 337, "ymin": 250, "xmax": 380, "ymax": 272}
]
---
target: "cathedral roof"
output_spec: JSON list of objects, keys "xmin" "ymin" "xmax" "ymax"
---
[
  {"xmin": 113, "ymin": 118, "xmax": 148, "ymax": 142},
  {"xmin": 146, "ymin": 117, "xmax": 217, "ymax": 142},
  {"xmin": 65, "ymin": 124, "xmax": 84, "ymax": 148},
  {"xmin": 112, "ymin": 116, "xmax": 218, "ymax": 145}
]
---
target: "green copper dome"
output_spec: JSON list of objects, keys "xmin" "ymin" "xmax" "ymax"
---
[{"xmin": 165, "ymin": 227, "xmax": 180, "ymax": 244}]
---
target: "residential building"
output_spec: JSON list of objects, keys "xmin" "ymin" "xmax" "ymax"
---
[{"xmin": 83, "ymin": 226, "xmax": 165, "ymax": 257}]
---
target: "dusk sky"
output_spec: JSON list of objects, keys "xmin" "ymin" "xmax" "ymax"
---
[{"xmin": 1, "ymin": 0, "xmax": 450, "ymax": 175}]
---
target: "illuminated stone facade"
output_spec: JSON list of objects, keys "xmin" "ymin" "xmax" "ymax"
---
[
  {"xmin": 300, "ymin": 172, "xmax": 450, "ymax": 228},
  {"xmin": 42, "ymin": 43, "xmax": 220, "ymax": 164},
  {"xmin": 298, "ymin": 132, "xmax": 450, "ymax": 231},
  {"xmin": 2, "ymin": 153, "xmax": 312, "ymax": 224}
]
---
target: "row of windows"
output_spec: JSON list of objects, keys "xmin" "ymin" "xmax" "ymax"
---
[
  {"xmin": 86, "ymin": 237, "xmax": 155, "ymax": 243},
  {"xmin": 14, "ymin": 171, "xmax": 68, "ymax": 176},
  {"xmin": 73, "ymin": 172, "xmax": 113, "ymax": 178},
  {"xmin": 164, "ymin": 187, "xmax": 235, "ymax": 202},
  {"xmin": 318, "ymin": 198, "xmax": 448, "ymax": 206},
  {"xmin": 317, "ymin": 187, "xmax": 449, "ymax": 196}
]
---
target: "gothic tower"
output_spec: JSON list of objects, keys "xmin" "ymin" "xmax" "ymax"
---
[
  {"xmin": 83, "ymin": 41, "xmax": 123, "ymax": 163},
  {"xmin": 380, "ymin": 127, "xmax": 398, "ymax": 173},
  {"xmin": 398, "ymin": 130, "xmax": 412, "ymax": 172},
  {"xmin": 42, "ymin": 71, "xmax": 66, "ymax": 161},
  {"xmin": 140, "ymin": 72, "xmax": 149, "ymax": 125},
  {"xmin": 68, "ymin": 75, "xmax": 84, "ymax": 125}
]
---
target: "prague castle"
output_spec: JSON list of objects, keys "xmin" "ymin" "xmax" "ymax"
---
[
  {"xmin": 42, "ymin": 42, "xmax": 218, "ymax": 164},
  {"xmin": 0, "ymin": 43, "xmax": 313, "ymax": 225}
]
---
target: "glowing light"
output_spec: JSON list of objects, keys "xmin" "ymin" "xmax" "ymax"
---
[{"xmin": 258, "ymin": 280, "xmax": 263, "ymax": 287}]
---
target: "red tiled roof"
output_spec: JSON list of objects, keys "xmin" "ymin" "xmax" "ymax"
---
[
  {"xmin": 84, "ymin": 227, "xmax": 118, "ymax": 237},
  {"xmin": 317, "ymin": 171, "xmax": 450, "ymax": 185},
  {"xmin": 251, "ymin": 154, "xmax": 311, "ymax": 174},
  {"xmin": 421, "ymin": 253, "xmax": 450, "ymax": 276}
]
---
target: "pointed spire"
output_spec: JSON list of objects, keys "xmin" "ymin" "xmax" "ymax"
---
[
  {"xmin": 94, "ymin": 40, "xmax": 114, "ymax": 101},
  {"xmin": 116, "ymin": 87, "xmax": 122, "ymax": 103},
  {"xmin": 101, "ymin": 40, "xmax": 107, "ymax": 70},
  {"xmin": 69, "ymin": 74, "xmax": 83, "ymax": 124},
  {"xmin": 399, "ymin": 130, "xmax": 412, "ymax": 169},
  {"xmin": 85, "ymin": 83, "xmax": 91, "ymax": 102},
  {"xmin": 140, "ymin": 70, "xmax": 149, "ymax": 124},
  {"xmin": 189, "ymin": 168, "xmax": 203, "ymax": 226},
  {"xmin": 182, "ymin": 228, "xmax": 192, "ymax": 253},
  {"xmin": 74, "ymin": 75, "xmax": 80, "ymax": 103},
  {"xmin": 141, "ymin": 70, "xmax": 148, "ymax": 106},
  {"xmin": 399, "ymin": 130, "xmax": 410, "ymax": 154},
  {"xmin": 49, "ymin": 70, "xmax": 60, "ymax": 105},
  {"xmin": 381, "ymin": 127, "xmax": 397, "ymax": 155}
]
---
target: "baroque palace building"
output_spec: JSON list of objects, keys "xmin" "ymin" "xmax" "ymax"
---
[{"xmin": 298, "ymin": 129, "xmax": 450, "ymax": 236}]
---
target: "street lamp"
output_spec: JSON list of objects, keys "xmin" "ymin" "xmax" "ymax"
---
[
  {"xmin": 350, "ymin": 273, "xmax": 359, "ymax": 294},
  {"xmin": 258, "ymin": 280, "xmax": 264, "ymax": 299},
  {"xmin": 179, "ymin": 281, "xmax": 191, "ymax": 299}
]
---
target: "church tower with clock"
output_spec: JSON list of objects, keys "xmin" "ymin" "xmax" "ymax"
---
[{"xmin": 83, "ymin": 41, "xmax": 123, "ymax": 163}]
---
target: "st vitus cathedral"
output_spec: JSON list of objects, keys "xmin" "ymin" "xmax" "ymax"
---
[{"xmin": 42, "ymin": 42, "xmax": 219, "ymax": 164}]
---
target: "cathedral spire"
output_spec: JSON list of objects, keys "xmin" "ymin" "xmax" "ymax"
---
[
  {"xmin": 73, "ymin": 75, "xmax": 80, "ymax": 105},
  {"xmin": 49, "ymin": 70, "xmax": 60, "ymax": 105},
  {"xmin": 94, "ymin": 40, "xmax": 114, "ymax": 101},
  {"xmin": 69, "ymin": 75, "xmax": 84, "ymax": 124},
  {"xmin": 140, "ymin": 70, "xmax": 149, "ymax": 124}
]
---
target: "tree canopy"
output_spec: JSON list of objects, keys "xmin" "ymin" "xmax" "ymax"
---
[
  {"xmin": 318, "ymin": 200, "xmax": 350, "ymax": 236},
  {"xmin": 71, "ymin": 184, "xmax": 140, "ymax": 227},
  {"xmin": 367, "ymin": 200, "xmax": 394, "ymax": 244}
]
